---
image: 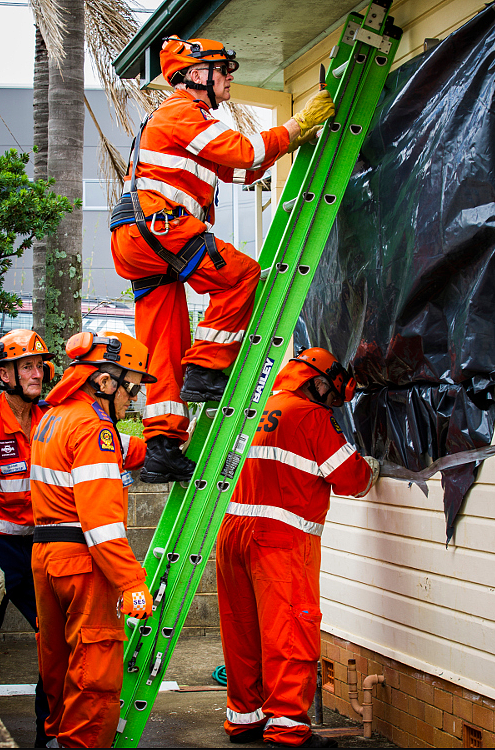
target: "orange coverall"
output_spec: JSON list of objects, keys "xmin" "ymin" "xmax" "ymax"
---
[
  {"xmin": 216, "ymin": 362, "xmax": 372, "ymax": 747},
  {"xmin": 0, "ymin": 392, "xmax": 50, "ymax": 743},
  {"xmin": 111, "ymin": 89, "xmax": 291, "ymax": 442},
  {"xmin": 30, "ymin": 385, "xmax": 146, "ymax": 748}
]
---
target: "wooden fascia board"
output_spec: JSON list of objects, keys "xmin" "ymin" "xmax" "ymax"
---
[{"xmin": 113, "ymin": 0, "xmax": 231, "ymax": 80}]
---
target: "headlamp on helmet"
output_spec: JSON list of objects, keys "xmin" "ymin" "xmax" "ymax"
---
[{"xmin": 160, "ymin": 35, "xmax": 239, "ymax": 109}]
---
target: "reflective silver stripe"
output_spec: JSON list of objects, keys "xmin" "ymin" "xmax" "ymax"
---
[
  {"xmin": 226, "ymin": 502, "xmax": 324, "ymax": 537},
  {"xmin": 0, "ymin": 519, "xmax": 34, "ymax": 536},
  {"xmin": 355, "ymin": 471, "xmax": 373, "ymax": 498},
  {"xmin": 84, "ymin": 522, "xmax": 126, "ymax": 548},
  {"xmin": 72, "ymin": 463, "xmax": 122, "ymax": 484},
  {"xmin": 0, "ymin": 478, "xmax": 30, "ymax": 493},
  {"xmin": 247, "ymin": 445, "xmax": 319, "ymax": 476},
  {"xmin": 226, "ymin": 706, "xmax": 265, "ymax": 725},
  {"xmin": 137, "ymin": 149, "xmax": 218, "ymax": 188},
  {"xmin": 265, "ymin": 716, "xmax": 310, "ymax": 729},
  {"xmin": 186, "ymin": 121, "xmax": 231, "ymax": 155},
  {"xmin": 247, "ymin": 133, "xmax": 266, "ymax": 169},
  {"xmin": 143, "ymin": 400, "xmax": 189, "ymax": 420},
  {"xmin": 194, "ymin": 327, "xmax": 245, "ymax": 345},
  {"xmin": 319, "ymin": 443, "xmax": 356, "ymax": 478},
  {"xmin": 233, "ymin": 169, "xmax": 247, "ymax": 184},
  {"xmin": 123, "ymin": 179, "xmax": 205, "ymax": 222},
  {"xmin": 30, "ymin": 465, "xmax": 73, "ymax": 487},
  {"xmin": 119, "ymin": 432, "xmax": 131, "ymax": 462}
]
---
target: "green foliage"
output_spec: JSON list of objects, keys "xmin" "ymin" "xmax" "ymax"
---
[
  {"xmin": 117, "ymin": 417, "xmax": 144, "ymax": 438},
  {"xmin": 0, "ymin": 148, "xmax": 78, "ymax": 315}
]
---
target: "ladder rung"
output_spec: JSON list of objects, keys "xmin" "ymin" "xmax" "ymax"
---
[
  {"xmin": 282, "ymin": 197, "xmax": 297, "ymax": 213},
  {"xmin": 259, "ymin": 267, "xmax": 271, "ymax": 281},
  {"xmin": 332, "ymin": 61, "xmax": 348, "ymax": 78}
]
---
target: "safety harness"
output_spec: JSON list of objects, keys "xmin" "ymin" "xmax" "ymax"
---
[{"xmin": 110, "ymin": 114, "xmax": 226, "ymax": 300}]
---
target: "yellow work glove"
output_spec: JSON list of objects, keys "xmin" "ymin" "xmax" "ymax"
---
[
  {"xmin": 287, "ymin": 125, "xmax": 320, "ymax": 154},
  {"xmin": 121, "ymin": 583, "xmax": 153, "ymax": 619},
  {"xmin": 293, "ymin": 89, "xmax": 335, "ymax": 137}
]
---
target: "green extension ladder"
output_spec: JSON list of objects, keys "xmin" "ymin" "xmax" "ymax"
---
[{"xmin": 114, "ymin": 3, "xmax": 402, "ymax": 745}]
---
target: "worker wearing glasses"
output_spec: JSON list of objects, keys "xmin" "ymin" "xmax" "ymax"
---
[
  {"xmin": 110, "ymin": 35, "xmax": 336, "ymax": 486},
  {"xmin": 30, "ymin": 331, "xmax": 156, "ymax": 747}
]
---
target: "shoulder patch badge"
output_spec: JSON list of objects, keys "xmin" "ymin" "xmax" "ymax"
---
[
  {"xmin": 330, "ymin": 416, "xmax": 343, "ymax": 434},
  {"xmin": 99, "ymin": 428, "xmax": 115, "ymax": 452}
]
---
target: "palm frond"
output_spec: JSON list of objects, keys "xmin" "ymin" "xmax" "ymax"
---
[
  {"xmin": 29, "ymin": 0, "xmax": 66, "ymax": 62},
  {"xmin": 84, "ymin": 96, "xmax": 127, "ymax": 210},
  {"xmin": 84, "ymin": 0, "xmax": 164, "ymax": 135},
  {"xmin": 224, "ymin": 102, "xmax": 262, "ymax": 134}
]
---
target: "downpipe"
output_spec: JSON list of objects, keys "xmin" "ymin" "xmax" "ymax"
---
[{"xmin": 347, "ymin": 658, "xmax": 385, "ymax": 739}]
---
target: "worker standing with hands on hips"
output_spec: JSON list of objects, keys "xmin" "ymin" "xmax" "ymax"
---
[
  {"xmin": 216, "ymin": 348, "xmax": 380, "ymax": 748},
  {"xmin": 30, "ymin": 331, "xmax": 155, "ymax": 748},
  {"xmin": 0, "ymin": 329, "xmax": 55, "ymax": 747},
  {"xmin": 110, "ymin": 35, "xmax": 336, "ymax": 485}
]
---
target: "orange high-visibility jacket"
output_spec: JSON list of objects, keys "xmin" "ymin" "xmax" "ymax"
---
[
  {"xmin": 30, "ymin": 390, "xmax": 146, "ymax": 591},
  {"xmin": 125, "ymin": 89, "xmax": 290, "ymax": 230},
  {"xmin": 0, "ymin": 392, "xmax": 49, "ymax": 535},
  {"xmin": 228, "ymin": 389, "xmax": 372, "ymax": 531}
]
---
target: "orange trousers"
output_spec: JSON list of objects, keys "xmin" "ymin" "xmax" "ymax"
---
[
  {"xmin": 216, "ymin": 514, "xmax": 323, "ymax": 747},
  {"xmin": 111, "ymin": 220, "xmax": 260, "ymax": 443},
  {"xmin": 32, "ymin": 542, "xmax": 126, "ymax": 748}
]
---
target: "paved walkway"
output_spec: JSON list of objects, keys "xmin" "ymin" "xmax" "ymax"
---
[{"xmin": 0, "ymin": 635, "xmax": 397, "ymax": 748}]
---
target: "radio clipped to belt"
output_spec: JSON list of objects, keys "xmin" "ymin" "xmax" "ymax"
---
[{"xmin": 110, "ymin": 115, "xmax": 226, "ymax": 301}]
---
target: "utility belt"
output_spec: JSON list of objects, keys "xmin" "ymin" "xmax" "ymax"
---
[
  {"xmin": 33, "ymin": 523, "xmax": 86, "ymax": 545},
  {"xmin": 111, "ymin": 113, "xmax": 226, "ymax": 301}
]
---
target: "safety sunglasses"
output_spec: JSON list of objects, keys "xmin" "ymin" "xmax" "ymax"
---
[
  {"xmin": 120, "ymin": 380, "xmax": 142, "ymax": 398},
  {"xmin": 197, "ymin": 63, "xmax": 234, "ymax": 76}
]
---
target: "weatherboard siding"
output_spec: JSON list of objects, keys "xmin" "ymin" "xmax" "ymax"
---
[{"xmin": 320, "ymin": 468, "xmax": 495, "ymax": 701}]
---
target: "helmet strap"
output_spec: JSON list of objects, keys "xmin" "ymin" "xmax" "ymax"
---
[
  {"xmin": 90, "ymin": 368, "xmax": 127, "ymax": 425},
  {"xmin": 2, "ymin": 362, "xmax": 40, "ymax": 403},
  {"xmin": 184, "ymin": 62, "xmax": 218, "ymax": 109},
  {"xmin": 307, "ymin": 377, "xmax": 330, "ymax": 404}
]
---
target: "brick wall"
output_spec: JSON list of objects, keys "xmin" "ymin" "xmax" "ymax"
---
[
  {"xmin": 321, "ymin": 631, "xmax": 494, "ymax": 748},
  {"xmin": 0, "ymin": 472, "xmax": 220, "ymax": 639}
]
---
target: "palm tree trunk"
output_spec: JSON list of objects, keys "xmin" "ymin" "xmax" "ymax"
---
[
  {"xmin": 33, "ymin": 26, "xmax": 49, "ymax": 339},
  {"xmin": 46, "ymin": 0, "xmax": 84, "ymax": 362}
]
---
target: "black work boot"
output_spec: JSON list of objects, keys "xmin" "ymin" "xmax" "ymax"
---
[
  {"xmin": 180, "ymin": 364, "xmax": 229, "ymax": 402},
  {"xmin": 140, "ymin": 435, "xmax": 196, "ymax": 484}
]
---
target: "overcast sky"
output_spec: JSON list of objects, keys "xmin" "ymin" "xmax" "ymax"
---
[{"xmin": 0, "ymin": 1, "xmax": 162, "ymax": 87}]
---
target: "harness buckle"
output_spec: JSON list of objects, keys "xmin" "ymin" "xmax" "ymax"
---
[{"xmin": 150, "ymin": 213, "xmax": 169, "ymax": 236}]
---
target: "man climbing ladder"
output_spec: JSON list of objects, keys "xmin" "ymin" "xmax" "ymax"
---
[
  {"xmin": 113, "ymin": 3, "xmax": 402, "ymax": 747},
  {"xmin": 110, "ymin": 35, "xmax": 335, "ymax": 484}
]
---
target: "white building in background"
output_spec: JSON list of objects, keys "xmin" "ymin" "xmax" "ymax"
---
[{"xmin": 0, "ymin": 86, "xmax": 271, "ymax": 305}]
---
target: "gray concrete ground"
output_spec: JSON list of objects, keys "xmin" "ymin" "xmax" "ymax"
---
[{"xmin": 0, "ymin": 635, "xmax": 397, "ymax": 748}]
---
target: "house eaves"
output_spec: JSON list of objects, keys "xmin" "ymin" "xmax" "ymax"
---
[{"xmin": 114, "ymin": 0, "xmax": 369, "ymax": 91}]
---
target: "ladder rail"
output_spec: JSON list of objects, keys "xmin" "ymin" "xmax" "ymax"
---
[{"xmin": 115, "ymin": 3, "xmax": 402, "ymax": 745}]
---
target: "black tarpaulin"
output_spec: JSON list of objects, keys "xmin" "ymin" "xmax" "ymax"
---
[{"xmin": 295, "ymin": 3, "xmax": 495, "ymax": 543}]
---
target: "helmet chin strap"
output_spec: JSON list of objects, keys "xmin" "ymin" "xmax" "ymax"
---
[
  {"xmin": 4, "ymin": 363, "xmax": 40, "ymax": 404},
  {"xmin": 307, "ymin": 377, "xmax": 329, "ymax": 404},
  {"xmin": 90, "ymin": 369, "xmax": 128, "ymax": 425},
  {"xmin": 184, "ymin": 62, "xmax": 218, "ymax": 109},
  {"xmin": 307, "ymin": 376, "xmax": 343, "ymax": 406}
]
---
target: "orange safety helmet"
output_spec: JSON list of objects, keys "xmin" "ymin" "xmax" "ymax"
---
[
  {"xmin": 0, "ymin": 329, "xmax": 54, "ymax": 362},
  {"xmin": 65, "ymin": 331, "xmax": 157, "ymax": 384},
  {"xmin": 160, "ymin": 35, "xmax": 239, "ymax": 109},
  {"xmin": 291, "ymin": 347, "xmax": 356, "ymax": 403},
  {"xmin": 0, "ymin": 329, "xmax": 55, "ymax": 400}
]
